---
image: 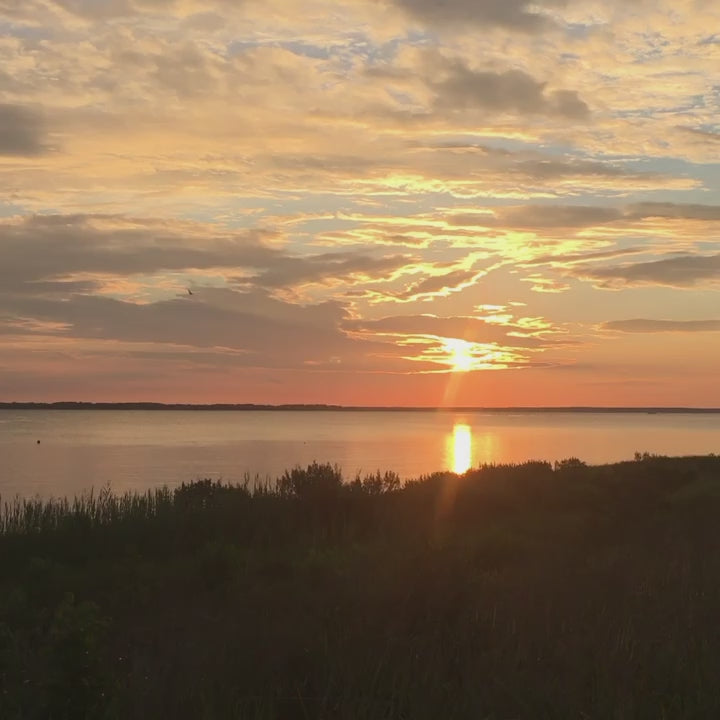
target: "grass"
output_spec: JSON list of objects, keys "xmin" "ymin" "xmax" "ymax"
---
[{"xmin": 2, "ymin": 455, "xmax": 720, "ymax": 719}]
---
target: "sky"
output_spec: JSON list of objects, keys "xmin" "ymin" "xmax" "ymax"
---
[{"xmin": 0, "ymin": 0, "xmax": 719, "ymax": 406}]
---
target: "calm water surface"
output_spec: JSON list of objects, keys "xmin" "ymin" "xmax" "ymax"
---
[{"xmin": 1, "ymin": 410, "xmax": 719, "ymax": 498}]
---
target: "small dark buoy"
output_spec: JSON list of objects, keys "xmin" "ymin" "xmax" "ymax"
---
[{"xmin": 37, "ymin": 440, "xmax": 41, "ymax": 444}]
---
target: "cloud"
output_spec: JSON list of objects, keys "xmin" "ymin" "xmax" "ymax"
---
[
  {"xmin": 520, "ymin": 276, "xmax": 571, "ymax": 293},
  {"xmin": 345, "ymin": 311, "xmax": 566, "ymax": 371},
  {"xmin": 675, "ymin": 126, "xmax": 720, "ymax": 144},
  {"xmin": 577, "ymin": 253, "xmax": 720, "ymax": 288},
  {"xmin": 0, "ymin": 214, "xmax": 413, "ymax": 294},
  {"xmin": 0, "ymin": 213, "xmax": 439, "ymax": 373},
  {"xmin": 602, "ymin": 319, "xmax": 720, "ymax": 333},
  {"xmin": 448, "ymin": 201, "xmax": 720, "ymax": 231},
  {"xmin": 0, "ymin": 284, "xmax": 451, "ymax": 374},
  {"xmin": 513, "ymin": 157, "xmax": 626, "ymax": 181},
  {"xmin": 260, "ymin": 142, "xmax": 676, "ymax": 199},
  {"xmin": 251, "ymin": 251, "xmax": 415, "ymax": 289},
  {"xmin": 345, "ymin": 315, "xmax": 553, "ymax": 372},
  {"xmin": 0, "ymin": 215, "xmax": 279, "ymax": 290},
  {"xmin": 50, "ymin": 0, "xmax": 139, "ymax": 20},
  {"xmin": 498, "ymin": 205, "xmax": 622, "ymax": 228},
  {"xmin": 0, "ymin": 104, "xmax": 49, "ymax": 156},
  {"xmin": 386, "ymin": 0, "xmax": 560, "ymax": 32},
  {"xmin": 348, "ymin": 313, "xmax": 552, "ymax": 347},
  {"xmin": 430, "ymin": 59, "xmax": 589, "ymax": 119},
  {"xmin": 369, "ymin": 52, "xmax": 590, "ymax": 120},
  {"xmin": 0, "ymin": 287, "xmax": 346, "ymax": 357},
  {"xmin": 0, "ymin": 19, "xmax": 697, "ymax": 213},
  {"xmin": 625, "ymin": 202, "xmax": 720, "ymax": 221},
  {"xmin": 46, "ymin": 0, "xmax": 218, "ymax": 20},
  {"xmin": 0, "ymin": 286, "xmax": 377, "ymax": 368},
  {"xmin": 385, "ymin": 268, "xmax": 483, "ymax": 302},
  {"xmin": 521, "ymin": 247, "xmax": 646, "ymax": 267}
]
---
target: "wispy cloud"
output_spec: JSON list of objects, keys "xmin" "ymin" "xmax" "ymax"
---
[
  {"xmin": 0, "ymin": 214, "xmax": 414, "ymax": 296},
  {"xmin": 576, "ymin": 254, "xmax": 720, "ymax": 289},
  {"xmin": 385, "ymin": 0, "xmax": 559, "ymax": 32},
  {"xmin": 602, "ymin": 319, "xmax": 720, "ymax": 333}
]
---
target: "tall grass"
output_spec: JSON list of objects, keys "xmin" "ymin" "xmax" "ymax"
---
[
  {"xmin": 2, "ymin": 455, "xmax": 720, "ymax": 719},
  {"xmin": 1, "ymin": 486, "xmax": 168, "ymax": 535}
]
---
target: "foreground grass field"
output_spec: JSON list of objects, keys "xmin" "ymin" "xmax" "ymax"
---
[{"xmin": 2, "ymin": 454, "xmax": 720, "ymax": 719}]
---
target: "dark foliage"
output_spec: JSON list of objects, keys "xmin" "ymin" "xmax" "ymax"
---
[{"xmin": 2, "ymin": 454, "xmax": 720, "ymax": 718}]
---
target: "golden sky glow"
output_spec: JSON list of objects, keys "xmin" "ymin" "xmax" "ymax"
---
[{"xmin": 0, "ymin": 0, "xmax": 719, "ymax": 405}]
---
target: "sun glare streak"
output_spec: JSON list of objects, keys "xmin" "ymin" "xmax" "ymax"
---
[{"xmin": 451, "ymin": 424, "xmax": 472, "ymax": 474}]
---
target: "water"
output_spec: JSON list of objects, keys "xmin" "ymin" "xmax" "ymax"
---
[{"xmin": 1, "ymin": 410, "xmax": 719, "ymax": 498}]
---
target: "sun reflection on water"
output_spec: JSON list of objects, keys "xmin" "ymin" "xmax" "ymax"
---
[{"xmin": 450, "ymin": 424, "xmax": 472, "ymax": 474}]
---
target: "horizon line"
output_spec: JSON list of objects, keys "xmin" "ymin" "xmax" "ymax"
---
[{"xmin": 1, "ymin": 402, "xmax": 720, "ymax": 413}]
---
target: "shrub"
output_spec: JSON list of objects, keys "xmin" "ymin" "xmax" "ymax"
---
[
  {"xmin": 349, "ymin": 470, "xmax": 401, "ymax": 495},
  {"xmin": 554, "ymin": 457, "xmax": 588, "ymax": 471},
  {"xmin": 173, "ymin": 478, "xmax": 246, "ymax": 511},
  {"xmin": 277, "ymin": 462, "xmax": 343, "ymax": 502}
]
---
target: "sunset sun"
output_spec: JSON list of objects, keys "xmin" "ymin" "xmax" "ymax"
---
[{"xmin": 444, "ymin": 338, "xmax": 474, "ymax": 373}]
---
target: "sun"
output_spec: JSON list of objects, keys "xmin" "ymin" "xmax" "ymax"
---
[{"xmin": 444, "ymin": 338, "xmax": 474, "ymax": 372}]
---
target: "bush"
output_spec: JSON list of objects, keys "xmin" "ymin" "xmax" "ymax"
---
[
  {"xmin": 554, "ymin": 457, "xmax": 587, "ymax": 471},
  {"xmin": 277, "ymin": 462, "xmax": 343, "ymax": 502},
  {"xmin": 349, "ymin": 470, "xmax": 401, "ymax": 495},
  {"xmin": 173, "ymin": 478, "xmax": 247, "ymax": 510}
]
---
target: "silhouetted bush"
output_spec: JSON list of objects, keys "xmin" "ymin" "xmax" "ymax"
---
[
  {"xmin": 554, "ymin": 457, "xmax": 587, "ymax": 471},
  {"xmin": 348, "ymin": 469, "xmax": 401, "ymax": 495},
  {"xmin": 277, "ymin": 461, "xmax": 343, "ymax": 502}
]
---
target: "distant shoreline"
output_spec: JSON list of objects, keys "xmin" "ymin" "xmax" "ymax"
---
[{"xmin": 1, "ymin": 402, "xmax": 720, "ymax": 413}]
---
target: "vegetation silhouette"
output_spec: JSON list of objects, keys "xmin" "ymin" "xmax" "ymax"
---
[{"xmin": 2, "ymin": 454, "xmax": 720, "ymax": 718}]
